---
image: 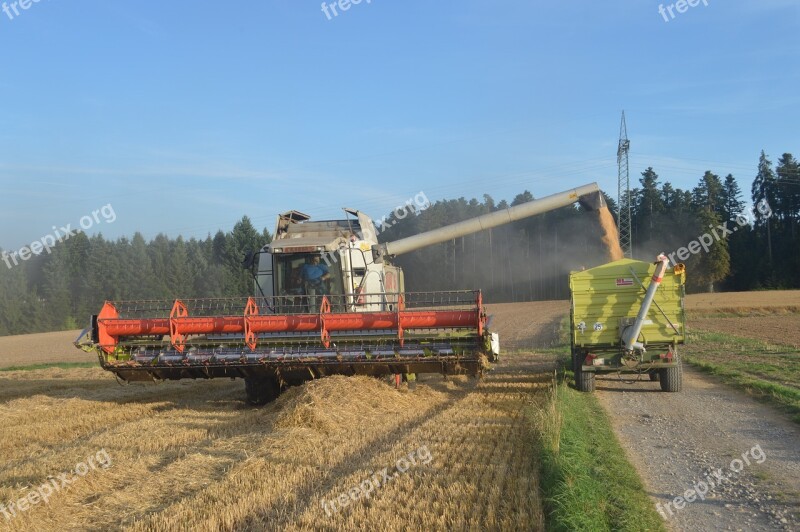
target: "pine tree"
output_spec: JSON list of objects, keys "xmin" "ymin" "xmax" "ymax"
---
[
  {"xmin": 775, "ymin": 153, "xmax": 799, "ymax": 239},
  {"xmin": 752, "ymin": 151, "xmax": 777, "ymax": 263},
  {"xmin": 687, "ymin": 207, "xmax": 730, "ymax": 293},
  {"xmin": 720, "ymin": 174, "xmax": 744, "ymax": 221},
  {"xmin": 165, "ymin": 236, "xmax": 192, "ymax": 297},
  {"xmin": 635, "ymin": 168, "xmax": 666, "ymax": 245},
  {"xmin": 692, "ymin": 171, "xmax": 724, "ymax": 218},
  {"xmin": 41, "ymin": 246, "xmax": 74, "ymax": 330},
  {"xmin": 128, "ymin": 233, "xmax": 156, "ymax": 299}
]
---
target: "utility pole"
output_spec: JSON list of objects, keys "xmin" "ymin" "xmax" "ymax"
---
[{"xmin": 617, "ymin": 111, "xmax": 633, "ymax": 258}]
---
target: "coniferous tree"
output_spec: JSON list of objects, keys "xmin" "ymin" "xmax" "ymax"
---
[
  {"xmin": 686, "ymin": 207, "xmax": 730, "ymax": 293},
  {"xmin": 775, "ymin": 153, "xmax": 799, "ymax": 239},
  {"xmin": 720, "ymin": 174, "xmax": 745, "ymax": 221},
  {"xmin": 752, "ymin": 151, "xmax": 778, "ymax": 264}
]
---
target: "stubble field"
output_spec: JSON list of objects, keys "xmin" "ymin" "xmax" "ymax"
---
[
  {"xmin": 1, "ymin": 291, "xmax": 798, "ymax": 530},
  {"xmin": 0, "ymin": 301, "xmax": 568, "ymax": 531}
]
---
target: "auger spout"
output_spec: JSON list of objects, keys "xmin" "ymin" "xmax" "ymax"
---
[{"xmin": 373, "ymin": 182, "xmax": 603, "ymax": 262}]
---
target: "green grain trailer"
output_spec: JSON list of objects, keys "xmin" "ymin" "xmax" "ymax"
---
[{"xmin": 569, "ymin": 256, "xmax": 686, "ymax": 393}]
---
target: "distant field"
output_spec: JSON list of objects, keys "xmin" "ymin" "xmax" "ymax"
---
[
  {"xmin": 691, "ymin": 315, "xmax": 800, "ymax": 348},
  {"xmin": 680, "ymin": 291, "xmax": 800, "ymax": 422},
  {"xmin": 0, "ymin": 330, "xmax": 91, "ymax": 369},
  {"xmin": 685, "ymin": 291, "xmax": 800, "ymax": 348},
  {"xmin": 486, "ymin": 300, "xmax": 568, "ymax": 350},
  {"xmin": 686, "ymin": 290, "xmax": 800, "ymax": 314}
]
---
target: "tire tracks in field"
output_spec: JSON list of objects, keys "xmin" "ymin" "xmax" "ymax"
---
[
  {"xmin": 283, "ymin": 355, "xmax": 551, "ymax": 530},
  {"xmin": 233, "ymin": 383, "xmax": 464, "ymax": 529}
]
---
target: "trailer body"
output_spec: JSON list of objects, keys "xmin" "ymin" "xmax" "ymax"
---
[{"xmin": 569, "ymin": 257, "xmax": 686, "ymax": 392}]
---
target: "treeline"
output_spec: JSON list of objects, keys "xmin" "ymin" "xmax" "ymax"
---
[
  {"xmin": 382, "ymin": 150, "xmax": 800, "ymax": 299},
  {"xmin": 0, "ymin": 150, "xmax": 797, "ymax": 336},
  {"xmin": 0, "ymin": 218, "xmax": 271, "ymax": 335}
]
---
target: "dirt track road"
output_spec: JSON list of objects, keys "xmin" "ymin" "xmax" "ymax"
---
[
  {"xmin": 491, "ymin": 297, "xmax": 800, "ymax": 530},
  {"xmin": 595, "ymin": 368, "xmax": 800, "ymax": 531}
]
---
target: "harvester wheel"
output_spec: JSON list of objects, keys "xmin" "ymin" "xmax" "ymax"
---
[
  {"xmin": 245, "ymin": 376, "xmax": 281, "ymax": 406},
  {"xmin": 659, "ymin": 355, "xmax": 682, "ymax": 392}
]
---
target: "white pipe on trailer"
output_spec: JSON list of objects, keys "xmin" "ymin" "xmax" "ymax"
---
[{"xmin": 622, "ymin": 254, "xmax": 671, "ymax": 352}]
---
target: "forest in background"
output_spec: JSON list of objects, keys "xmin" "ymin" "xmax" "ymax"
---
[{"xmin": 0, "ymin": 150, "xmax": 797, "ymax": 336}]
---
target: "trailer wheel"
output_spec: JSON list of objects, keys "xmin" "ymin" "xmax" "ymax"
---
[
  {"xmin": 245, "ymin": 376, "xmax": 281, "ymax": 405},
  {"xmin": 577, "ymin": 369, "xmax": 595, "ymax": 393},
  {"xmin": 659, "ymin": 355, "xmax": 682, "ymax": 392},
  {"xmin": 573, "ymin": 350, "xmax": 595, "ymax": 393}
]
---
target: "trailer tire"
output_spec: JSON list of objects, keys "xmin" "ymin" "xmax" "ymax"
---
[
  {"xmin": 573, "ymin": 349, "xmax": 595, "ymax": 393},
  {"xmin": 577, "ymin": 369, "xmax": 595, "ymax": 392},
  {"xmin": 659, "ymin": 356, "xmax": 682, "ymax": 392},
  {"xmin": 245, "ymin": 376, "xmax": 281, "ymax": 406}
]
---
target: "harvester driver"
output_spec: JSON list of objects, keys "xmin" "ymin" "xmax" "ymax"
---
[{"xmin": 301, "ymin": 255, "xmax": 330, "ymax": 310}]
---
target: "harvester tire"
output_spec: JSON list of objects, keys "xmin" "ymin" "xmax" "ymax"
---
[
  {"xmin": 659, "ymin": 356, "xmax": 682, "ymax": 392},
  {"xmin": 245, "ymin": 376, "xmax": 281, "ymax": 406}
]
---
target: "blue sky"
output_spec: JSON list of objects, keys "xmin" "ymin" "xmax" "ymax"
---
[{"xmin": 1, "ymin": 0, "xmax": 798, "ymax": 250}]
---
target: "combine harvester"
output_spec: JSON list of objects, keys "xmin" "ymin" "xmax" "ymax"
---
[{"xmin": 77, "ymin": 183, "xmax": 607, "ymax": 404}]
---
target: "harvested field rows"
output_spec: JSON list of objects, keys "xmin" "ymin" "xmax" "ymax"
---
[{"xmin": 0, "ymin": 356, "xmax": 552, "ymax": 531}]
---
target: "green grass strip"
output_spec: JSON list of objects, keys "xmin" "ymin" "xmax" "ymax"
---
[
  {"xmin": 535, "ymin": 381, "xmax": 666, "ymax": 532},
  {"xmin": 685, "ymin": 356, "xmax": 800, "ymax": 423}
]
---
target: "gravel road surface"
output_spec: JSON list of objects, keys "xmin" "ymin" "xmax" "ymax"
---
[{"xmin": 595, "ymin": 368, "xmax": 800, "ymax": 531}]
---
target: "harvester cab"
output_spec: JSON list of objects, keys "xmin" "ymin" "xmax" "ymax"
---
[
  {"xmin": 251, "ymin": 208, "xmax": 403, "ymax": 314},
  {"xmin": 76, "ymin": 182, "xmax": 610, "ymax": 405}
]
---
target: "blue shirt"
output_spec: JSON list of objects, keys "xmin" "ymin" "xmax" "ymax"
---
[{"xmin": 301, "ymin": 262, "xmax": 328, "ymax": 282}]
